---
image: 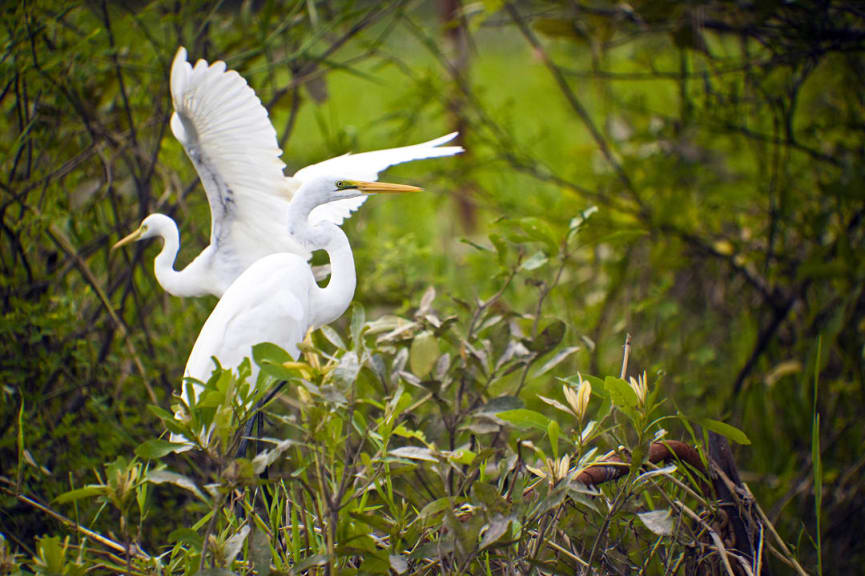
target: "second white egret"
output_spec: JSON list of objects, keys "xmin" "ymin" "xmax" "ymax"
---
[{"xmin": 170, "ymin": 175, "xmax": 420, "ymax": 448}]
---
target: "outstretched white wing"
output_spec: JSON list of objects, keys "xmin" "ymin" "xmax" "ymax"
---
[
  {"xmin": 170, "ymin": 47, "xmax": 301, "ymax": 257},
  {"xmin": 297, "ymin": 133, "xmax": 464, "ymax": 225}
]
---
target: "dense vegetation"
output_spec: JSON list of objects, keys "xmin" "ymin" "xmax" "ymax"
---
[{"xmin": 2, "ymin": 1, "xmax": 863, "ymax": 574}]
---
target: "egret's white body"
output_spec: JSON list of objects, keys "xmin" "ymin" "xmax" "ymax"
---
[
  {"xmin": 116, "ymin": 47, "xmax": 462, "ymax": 298},
  {"xmin": 182, "ymin": 254, "xmax": 310, "ymax": 383},
  {"xmin": 166, "ymin": 176, "xmax": 417, "ymax": 447}
]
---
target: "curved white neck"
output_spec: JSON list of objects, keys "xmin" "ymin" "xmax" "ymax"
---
[
  {"xmin": 309, "ymin": 223, "xmax": 356, "ymax": 328},
  {"xmin": 151, "ymin": 220, "xmax": 214, "ymax": 298}
]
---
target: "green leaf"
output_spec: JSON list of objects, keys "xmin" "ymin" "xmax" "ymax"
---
[
  {"xmin": 446, "ymin": 448, "xmax": 476, "ymax": 465},
  {"xmin": 135, "ymin": 439, "xmax": 184, "ymax": 460},
  {"xmin": 410, "ymin": 331, "xmax": 439, "ymax": 378},
  {"xmin": 517, "ymin": 217, "xmax": 558, "ymax": 253},
  {"xmin": 569, "ymin": 205, "xmax": 599, "ymax": 231},
  {"xmin": 390, "ymin": 446, "xmax": 437, "ymax": 462},
  {"xmin": 520, "ymin": 250, "xmax": 548, "ymax": 271},
  {"xmin": 479, "ymin": 515, "xmax": 512, "ymax": 550},
  {"xmin": 319, "ymin": 325, "xmax": 345, "ymax": 349},
  {"xmin": 389, "ymin": 554, "xmax": 409, "ymax": 575},
  {"xmin": 16, "ymin": 400, "xmax": 24, "ymax": 489},
  {"xmin": 418, "ymin": 497, "xmax": 456, "ymax": 527},
  {"xmin": 293, "ymin": 554, "xmax": 328, "ymax": 572},
  {"xmin": 527, "ymin": 320, "xmax": 566, "ymax": 355},
  {"xmin": 534, "ymin": 346, "xmax": 580, "ymax": 377},
  {"xmin": 147, "ymin": 404, "xmax": 177, "ymax": 422},
  {"xmin": 350, "ymin": 510, "xmax": 395, "ymax": 533},
  {"xmin": 168, "ymin": 527, "xmax": 202, "ymax": 548},
  {"xmin": 637, "ymin": 509, "xmax": 673, "ymax": 536},
  {"xmin": 252, "ymin": 342, "xmax": 293, "ymax": 366},
  {"xmin": 147, "ymin": 470, "xmax": 209, "ymax": 502},
  {"xmin": 332, "ymin": 351, "xmax": 360, "ymax": 386},
  {"xmin": 604, "ymin": 376, "xmax": 638, "ymax": 408},
  {"xmin": 700, "ymin": 419, "xmax": 751, "ymax": 445},
  {"xmin": 548, "ymin": 419, "xmax": 560, "ymax": 460},
  {"xmin": 350, "ymin": 304, "xmax": 366, "ymax": 346},
  {"xmin": 55, "ymin": 485, "xmax": 105, "ymax": 504},
  {"xmin": 476, "ymin": 396, "xmax": 524, "ymax": 414},
  {"xmin": 813, "ymin": 335, "xmax": 823, "ymax": 576},
  {"xmin": 497, "ymin": 409, "xmax": 550, "ymax": 432},
  {"xmin": 35, "ymin": 536, "xmax": 68, "ymax": 574},
  {"xmin": 259, "ymin": 360, "xmax": 302, "ymax": 382}
]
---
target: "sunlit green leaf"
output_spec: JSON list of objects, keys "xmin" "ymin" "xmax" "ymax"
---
[
  {"xmin": 548, "ymin": 419, "xmax": 560, "ymax": 460},
  {"xmin": 497, "ymin": 409, "xmax": 550, "ymax": 432},
  {"xmin": 252, "ymin": 342, "xmax": 293, "ymax": 366},
  {"xmin": 520, "ymin": 250, "xmax": 548, "ymax": 271},
  {"xmin": 55, "ymin": 485, "xmax": 105, "ymax": 504},
  {"xmin": 637, "ymin": 509, "xmax": 673, "ymax": 536},
  {"xmin": 410, "ymin": 331, "xmax": 439, "ymax": 378},
  {"xmin": 604, "ymin": 376, "xmax": 639, "ymax": 408},
  {"xmin": 135, "ymin": 439, "xmax": 185, "ymax": 460},
  {"xmin": 700, "ymin": 419, "xmax": 751, "ymax": 445},
  {"xmin": 390, "ymin": 445, "xmax": 437, "ymax": 462}
]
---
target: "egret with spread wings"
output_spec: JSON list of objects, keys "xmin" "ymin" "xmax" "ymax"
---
[{"xmin": 113, "ymin": 47, "xmax": 461, "ymax": 297}]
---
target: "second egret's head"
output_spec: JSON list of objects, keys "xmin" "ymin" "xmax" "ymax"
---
[
  {"xmin": 112, "ymin": 213, "xmax": 176, "ymax": 250},
  {"xmin": 294, "ymin": 175, "xmax": 422, "ymax": 209}
]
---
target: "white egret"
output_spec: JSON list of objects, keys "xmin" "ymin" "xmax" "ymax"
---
[
  {"xmin": 169, "ymin": 175, "xmax": 421, "ymax": 448},
  {"xmin": 113, "ymin": 47, "xmax": 461, "ymax": 298}
]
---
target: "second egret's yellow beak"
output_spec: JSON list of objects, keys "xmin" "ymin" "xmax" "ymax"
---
[
  {"xmin": 351, "ymin": 180, "xmax": 422, "ymax": 194},
  {"xmin": 111, "ymin": 226, "xmax": 145, "ymax": 251}
]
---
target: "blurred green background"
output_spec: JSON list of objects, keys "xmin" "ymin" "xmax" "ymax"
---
[{"xmin": 1, "ymin": 0, "xmax": 863, "ymax": 573}]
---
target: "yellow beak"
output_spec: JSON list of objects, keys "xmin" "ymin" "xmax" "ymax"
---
[
  {"xmin": 352, "ymin": 180, "xmax": 422, "ymax": 194},
  {"xmin": 111, "ymin": 226, "xmax": 145, "ymax": 251}
]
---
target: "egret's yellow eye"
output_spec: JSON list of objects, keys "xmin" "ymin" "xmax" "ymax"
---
[{"xmin": 335, "ymin": 180, "xmax": 358, "ymax": 190}]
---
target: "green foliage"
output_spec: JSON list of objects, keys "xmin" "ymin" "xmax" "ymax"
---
[
  {"xmin": 16, "ymin": 284, "xmax": 731, "ymax": 574},
  {"xmin": 2, "ymin": 0, "xmax": 863, "ymax": 574}
]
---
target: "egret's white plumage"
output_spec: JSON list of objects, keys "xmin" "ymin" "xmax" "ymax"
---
[
  {"xmin": 114, "ymin": 47, "xmax": 462, "ymax": 298},
  {"xmin": 170, "ymin": 176, "xmax": 420, "ymax": 448}
]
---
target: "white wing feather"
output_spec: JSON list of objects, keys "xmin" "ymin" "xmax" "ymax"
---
[
  {"xmin": 170, "ymin": 47, "xmax": 304, "ymax": 260},
  {"xmin": 299, "ymin": 133, "xmax": 464, "ymax": 225},
  {"xmin": 169, "ymin": 46, "xmax": 463, "ymax": 278}
]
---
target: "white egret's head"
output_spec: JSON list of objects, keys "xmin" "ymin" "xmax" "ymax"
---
[
  {"xmin": 112, "ymin": 213, "xmax": 176, "ymax": 250},
  {"xmin": 294, "ymin": 175, "xmax": 422, "ymax": 210}
]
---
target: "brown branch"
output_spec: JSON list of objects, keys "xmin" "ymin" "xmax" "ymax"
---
[{"xmin": 574, "ymin": 440, "xmax": 706, "ymax": 489}]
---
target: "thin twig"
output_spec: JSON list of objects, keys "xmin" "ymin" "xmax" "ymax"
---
[
  {"xmin": 0, "ymin": 485, "xmax": 151, "ymax": 561},
  {"xmin": 745, "ymin": 485, "xmax": 810, "ymax": 576},
  {"xmin": 620, "ymin": 333, "xmax": 631, "ymax": 380}
]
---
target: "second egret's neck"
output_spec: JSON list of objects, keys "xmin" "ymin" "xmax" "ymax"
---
[
  {"xmin": 309, "ymin": 222, "xmax": 356, "ymax": 328},
  {"xmin": 150, "ymin": 217, "xmax": 214, "ymax": 298}
]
